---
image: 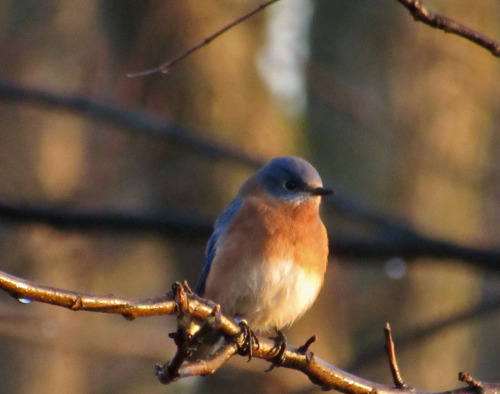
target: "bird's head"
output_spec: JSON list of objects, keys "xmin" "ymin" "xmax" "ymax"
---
[{"xmin": 253, "ymin": 156, "xmax": 333, "ymax": 203}]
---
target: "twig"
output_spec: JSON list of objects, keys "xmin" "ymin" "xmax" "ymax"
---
[
  {"xmin": 127, "ymin": 0, "xmax": 281, "ymax": 77},
  {"xmin": 457, "ymin": 371, "xmax": 499, "ymax": 393},
  {"xmin": 297, "ymin": 335, "xmax": 317, "ymax": 354},
  {"xmin": 349, "ymin": 294, "xmax": 500, "ymax": 372},
  {"xmin": 161, "ymin": 284, "xmax": 198, "ymax": 381},
  {"xmin": 458, "ymin": 372, "xmax": 483, "ymax": 389},
  {"xmin": 384, "ymin": 323, "xmax": 406, "ymax": 389},
  {"xmin": 157, "ymin": 342, "xmax": 238, "ymax": 383},
  {"xmin": 396, "ymin": 0, "xmax": 500, "ymax": 57}
]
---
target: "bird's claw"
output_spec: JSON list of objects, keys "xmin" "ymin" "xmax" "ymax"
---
[
  {"xmin": 266, "ymin": 330, "xmax": 287, "ymax": 371},
  {"xmin": 236, "ymin": 320, "xmax": 259, "ymax": 361}
]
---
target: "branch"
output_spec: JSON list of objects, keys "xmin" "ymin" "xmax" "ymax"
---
[
  {"xmin": 0, "ymin": 270, "xmax": 499, "ymax": 393},
  {"xmin": 0, "ymin": 269, "xmax": 177, "ymax": 319},
  {"xmin": 0, "ymin": 202, "xmax": 213, "ymax": 240},
  {"xmin": 0, "ymin": 81, "xmax": 476, "ymax": 231},
  {"xmin": 0, "ymin": 270, "xmax": 375, "ymax": 392},
  {"xmin": 0, "ymin": 80, "xmax": 261, "ymax": 166},
  {"xmin": 2, "ymin": 201, "xmax": 500, "ymax": 269},
  {"xmin": 127, "ymin": 0, "xmax": 281, "ymax": 77},
  {"xmin": 384, "ymin": 323, "xmax": 406, "ymax": 389},
  {"xmin": 0, "ymin": 81, "xmax": 499, "ymax": 267},
  {"xmin": 129, "ymin": 0, "xmax": 500, "ymax": 78},
  {"xmin": 332, "ymin": 235, "xmax": 500, "ymax": 270},
  {"xmin": 396, "ymin": 0, "xmax": 500, "ymax": 57},
  {"xmin": 348, "ymin": 293, "xmax": 500, "ymax": 371}
]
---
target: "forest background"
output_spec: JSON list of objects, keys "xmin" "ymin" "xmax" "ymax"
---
[{"xmin": 0, "ymin": 1, "xmax": 499, "ymax": 393}]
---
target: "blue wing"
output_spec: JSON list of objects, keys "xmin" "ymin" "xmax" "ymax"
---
[{"xmin": 195, "ymin": 198, "xmax": 242, "ymax": 296}]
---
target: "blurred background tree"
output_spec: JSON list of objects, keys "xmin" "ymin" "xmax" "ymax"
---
[{"xmin": 0, "ymin": 1, "xmax": 499, "ymax": 393}]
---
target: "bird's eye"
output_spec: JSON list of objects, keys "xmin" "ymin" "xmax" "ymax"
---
[{"xmin": 284, "ymin": 181, "xmax": 297, "ymax": 191}]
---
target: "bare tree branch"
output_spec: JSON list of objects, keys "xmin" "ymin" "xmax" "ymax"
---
[
  {"xmin": 0, "ymin": 2, "xmax": 498, "ymax": 390},
  {"xmin": 396, "ymin": 0, "xmax": 500, "ymax": 57},
  {"xmin": 1, "ymin": 200, "xmax": 500, "ymax": 270},
  {"xmin": 0, "ymin": 202, "xmax": 213, "ymax": 240},
  {"xmin": 0, "ymin": 81, "xmax": 499, "ymax": 268},
  {"xmin": 0, "ymin": 270, "xmax": 498, "ymax": 393},
  {"xmin": 0, "ymin": 269, "xmax": 177, "ymax": 319},
  {"xmin": 332, "ymin": 235, "xmax": 500, "ymax": 270},
  {"xmin": 0, "ymin": 80, "xmax": 260, "ymax": 166},
  {"xmin": 127, "ymin": 0, "xmax": 282, "ymax": 77},
  {"xmin": 0, "ymin": 81, "xmax": 477, "ymax": 238},
  {"xmin": 128, "ymin": 0, "xmax": 500, "ymax": 79}
]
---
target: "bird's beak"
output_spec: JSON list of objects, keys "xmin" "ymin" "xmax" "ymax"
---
[{"xmin": 310, "ymin": 187, "xmax": 334, "ymax": 196}]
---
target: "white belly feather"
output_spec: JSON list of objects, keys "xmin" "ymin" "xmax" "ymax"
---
[{"xmin": 221, "ymin": 259, "xmax": 323, "ymax": 331}]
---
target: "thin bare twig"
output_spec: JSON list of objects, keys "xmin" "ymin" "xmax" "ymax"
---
[
  {"xmin": 458, "ymin": 372, "xmax": 483, "ymax": 389},
  {"xmin": 129, "ymin": 0, "xmax": 500, "ymax": 76},
  {"xmin": 384, "ymin": 323, "xmax": 406, "ymax": 389},
  {"xmin": 396, "ymin": 0, "xmax": 500, "ymax": 57},
  {"xmin": 127, "ymin": 0, "xmax": 281, "ymax": 77},
  {"xmin": 297, "ymin": 335, "xmax": 317, "ymax": 354},
  {"xmin": 156, "ymin": 342, "xmax": 239, "ymax": 383},
  {"xmin": 349, "ymin": 294, "xmax": 500, "ymax": 372}
]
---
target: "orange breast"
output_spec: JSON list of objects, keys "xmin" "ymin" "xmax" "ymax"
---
[{"xmin": 203, "ymin": 193, "xmax": 329, "ymax": 326}]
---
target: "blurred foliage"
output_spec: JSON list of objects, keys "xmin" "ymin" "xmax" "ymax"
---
[{"xmin": 0, "ymin": 1, "xmax": 499, "ymax": 393}]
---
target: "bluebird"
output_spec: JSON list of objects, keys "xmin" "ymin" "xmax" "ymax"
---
[{"xmin": 195, "ymin": 156, "xmax": 332, "ymax": 340}]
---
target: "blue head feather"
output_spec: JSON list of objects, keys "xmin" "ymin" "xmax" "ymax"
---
[{"xmin": 255, "ymin": 156, "xmax": 329, "ymax": 202}]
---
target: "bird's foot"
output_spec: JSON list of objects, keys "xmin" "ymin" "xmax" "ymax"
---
[
  {"xmin": 236, "ymin": 320, "xmax": 259, "ymax": 361},
  {"xmin": 266, "ymin": 329, "xmax": 287, "ymax": 371}
]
